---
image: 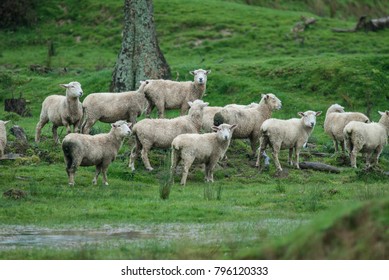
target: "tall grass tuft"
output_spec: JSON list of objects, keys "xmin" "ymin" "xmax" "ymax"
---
[{"xmin": 204, "ymin": 183, "xmax": 223, "ymax": 201}]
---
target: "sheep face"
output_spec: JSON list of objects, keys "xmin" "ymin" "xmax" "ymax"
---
[
  {"xmin": 60, "ymin": 81, "xmax": 83, "ymax": 98},
  {"xmin": 298, "ymin": 111, "xmax": 322, "ymax": 128},
  {"xmin": 262, "ymin": 93, "xmax": 282, "ymax": 110},
  {"xmin": 188, "ymin": 100, "xmax": 209, "ymax": 119},
  {"xmin": 111, "ymin": 121, "xmax": 132, "ymax": 137},
  {"xmin": 190, "ymin": 69, "xmax": 211, "ymax": 85},
  {"xmin": 212, "ymin": 124, "xmax": 237, "ymax": 141}
]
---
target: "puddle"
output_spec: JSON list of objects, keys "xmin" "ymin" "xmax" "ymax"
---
[{"xmin": 0, "ymin": 227, "xmax": 156, "ymax": 249}]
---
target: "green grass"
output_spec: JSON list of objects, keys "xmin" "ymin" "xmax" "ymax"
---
[{"xmin": 1, "ymin": 0, "xmax": 389, "ymax": 259}]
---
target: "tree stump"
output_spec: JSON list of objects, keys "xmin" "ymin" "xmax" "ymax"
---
[
  {"xmin": 332, "ymin": 15, "xmax": 389, "ymax": 32},
  {"xmin": 4, "ymin": 98, "xmax": 31, "ymax": 117},
  {"xmin": 10, "ymin": 125, "xmax": 29, "ymax": 154}
]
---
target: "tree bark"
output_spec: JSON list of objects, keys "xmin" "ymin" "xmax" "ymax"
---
[{"xmin": 111, "ymin": 0, "xmax": 170, "ymax": 92}]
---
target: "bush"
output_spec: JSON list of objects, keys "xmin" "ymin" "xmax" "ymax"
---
[{"xmin": 0, "ymin": 0, "xmax": 37, "ymax": 29}]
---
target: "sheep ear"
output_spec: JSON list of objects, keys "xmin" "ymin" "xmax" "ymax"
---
[
  {"xmin": 211, "ymin": 126, "xmax": 219, "ymax": 132},
  {"xmin": 127, "ymin": 122, "xmax": 132, "ymax": 128},
  {"xmin": 230, "ymin": 124, "xmax": 237, "ymax": 130},
  {"xmin": 189, "ymin": 71, "xmax": 195, "ymax": 75},
  {"xmin": 386, "ymin": 111, "xmax": 389, "ymax": 116},
  {"xmin": 4, "ymin": 121, "xmax": 10, "ymax": 125},
  {"xmin": 316, "ymin": 111, "xmax": 322, "ymax": 116},
  {"xmin": 206, "ymin": 70, "xmax": 211, "ymax": 75},
  {"xmin": 203, "ymin": 102, "xmax": 209, "ymax": 107},
  {"xmin": 60, "ymin": 84, "xmax": 69, "ymax": 88},
  {"xmin": 298, "ymin": 112, "xmax": 305, "ymax": 117},
  {"xmin": 111, "ymin": 123, "xmax": 117, "ymax": 128},
  {"xmin": 378, "ymin": 111, "xmax": 385, "ymax": 116},
  {"xmin": 188, "ymin": 101, "xmax": 193, "ymax": 107}
]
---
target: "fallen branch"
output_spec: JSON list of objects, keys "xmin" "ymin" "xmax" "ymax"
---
[
  {"xmin": 299, "ymin": 161, "xmax": 340, "ymax": 174},
  {"xmin": 333, "ymin": 15, "xmax": 389, "ymax": 32}
]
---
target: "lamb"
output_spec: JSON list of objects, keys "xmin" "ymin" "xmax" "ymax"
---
[
  {"xmin": 214, "ymin": 94, "xmax": 282, "ymax": 154},
  {"xmin": 0, "ymin": 120, "xmax": 10, "ymax": 157},
  {"xmin": 256, "ymin": 110, "xmax": 322, "ymax": 171},
  {"xmin": 324, "ymin": 104, "xmax": 369, "ymax": 153},
  {"xmin": 35, "ymin": 81, "xmax": 83, "ymax": 143},
  {"xmin": 171, "ymin": 123, "xmax": 237, "ymax": 186},
  {"xmin": 343, "ymin": 111, "xmax": 389, "ymax": 168},
  {"xmin": 129, "ymin": 100, "xmax": 209, "ymax": 171},
  {"xmin": 144, "ymin": 69, "xmax": 211, "ymax": 118},
  {"xmin": 62, "ymin": 120, "xmax": 132, "ymax": 186},
  {"xmin": 81, "ymin": 81, "xmax": 149, "ymax": 134}
]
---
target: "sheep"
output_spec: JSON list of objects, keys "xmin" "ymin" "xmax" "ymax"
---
[
  {"xmin": 35, "ymin": 81, "xmax": 83, "ymax": 143},
  {"xmin": 343, "ymin": 111, "xmax": 389, "ymax": 168},
  {"xmin": 129, "ymin": 100, "xmax": 209, "ymax": 171},
  {"xmin": 144, "ymin": 69, "xmax": 211, "ymax": 118},
  {"xmin": 171, "ymin": 123, "xmax": 237, "ymax": 186},
  {"xmin": 202, "ymin": 103, "xmax": 258, "ymax": 133},
  {"xmin": 0, "ymin": 120, "xmax": 10, "ymax": 157},
  {"xmin": 256, "ymin": 110, "xmax": 322, "ymax": 172},
  {"xmin": 81, "ymin": 81, "xmax": 149, "ymax": 134},
  {"xmin": 214, "ymin": 93, "xmax": 282, "ymax": 154},
  {"xmin": 324, "ymin": 104, "xmax": 369, "ymax": 153},
  {"xmin": 62, "ymin": 120, "xmax": 132, "ymax": 186}
]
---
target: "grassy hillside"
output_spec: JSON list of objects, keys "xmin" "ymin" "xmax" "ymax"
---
[{"xmin": 0, "ymin": 0, "xmax": 389, "ymax": 259}]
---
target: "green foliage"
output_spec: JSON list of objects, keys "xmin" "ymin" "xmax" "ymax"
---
[
  {"xmin": 0, "ymin": 0, "xmax": 389, "ymax": 259},
  {"xmin": 0, "ymin": 0, "xmax": 37, "ymax": 29}
]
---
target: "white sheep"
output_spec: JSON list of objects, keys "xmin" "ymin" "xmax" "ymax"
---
[
  {"xmin": 171, "ymin": 123, "xmax": 237, "ymax": 186},
  {"xmin": 202, "ymin": 103, "xmax": 258, "ymax": 133},
  {"xmin": 35, "ymin": 81, "xmax": 83, "ymax": 143},
  {"xmin": 0, "ymin": 120, "xmax": 10, "ymax": 158},
  {"xmin": 144, "ymin": 69, "xmax": 211, "ymax": 118},
  {"xmin": 129, "ymin": 100, "xmax": 209, "ymax": 171},
  {"xmin": 256, "ymin": 110, "xmax": 322, "ymax": 171},
  {"xmin": 62, "ymin": 120, "xmax": 132, "ymax": 186},
  {"xmin": 81, "ymin": 81, "xmax": 149, "ymax": 134},
  {"xmin": 324, "ymin": 104, "xmax": 369, "ymax": 153},
  {"xmin": 214, "ymin": 94, "xmax": 282, "ymax": 154},
  {"xmin": 343, "ymin": 111, "xmax": 389, "ymax": 168}
]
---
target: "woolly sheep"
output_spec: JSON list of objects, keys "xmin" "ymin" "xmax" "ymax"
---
[
  {"xmin": 214, "ymin": 94, "xmax": 282, "ymax": 154},
  {"xmin": 62, "ymin": 120, "xmax": 132, "ymax": 186},
  {"xmin": 144, "ymin": 69, "xmax": 211, "ymax": 118},
  {"xmin": 324, "ymin": 104, "xmax": 369, "ymax": 153},
  {"xmin": 35, "ymin": 81, "xmax": 83, "ymax": 143},
  {"xmin": 0, "ymin": 120, "xmax": 10, "ymax": 157},
  {"xmin": 171, "ymin": 123, "xmax": 237, "ymax": 186},
  {"xmin": 256, "ymin": 110, "xmax": 322, "ymax": 171},
  {"xmin": 81, "ymin": 81, "xmax": 149, "ymax": 134},
  {"xmin": 202, "ymin": 103, "xmax": 258, "ymax": 132},
  {"xmin": 129, "ymin": 100, "xmax": 209, "ymax": 171},
  {"xmin": 343, "ymin": 110, "xmax": 389, "ymax": 168}
]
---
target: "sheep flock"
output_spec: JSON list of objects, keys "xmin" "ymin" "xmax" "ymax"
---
[{"xmin": 1, "ymin": 69, "xmax": 388, "ymax": 187}]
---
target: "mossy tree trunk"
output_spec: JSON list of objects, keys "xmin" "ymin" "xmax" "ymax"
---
[{"xmin": 111, "ymin": 0, "xmax": 170, "ymax": 92}]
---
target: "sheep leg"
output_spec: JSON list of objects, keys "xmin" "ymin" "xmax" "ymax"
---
[
  {"xmin": 170, "ymin": 148, "xmax": 181, "ymax": 178},
  {"xmin": 35, "ymin": 118, "xmax": 49, "ymax": 142},
  {"xmin": 271, "ymin": 144, "xmax": 282, "ymax": 172},
  {"xmin": 129, "ymin": 137, "xmax": 141, "ymax": 171},
  {"xmin": 156, "ymin": 102, "xmax": 165, "ymax": 118},
  {"xmin": 180, "ymin": 103, "xmax": 190, "ymax": 116},
  {"xmin": 350, "ymin": 147, "xmax": 359, "ymax": 168},
  {"xmin": 249, "ymin": 134, "xmax": 259, "ymax": 157},
  {"xmin": 66, "ymin": 159, "xmax": 80, "ymax": 186},
  {"xmin": 372, "ymin": 146, "xmax": 383, "ymax": 166},
  {"xmin": 180, "ymin": 156, "xmax": 195, "ymax": 186},
  {"xmin": 140, "ymin": 143, "xmax": 154, "ymax": 171},
  {"xmin": 92, "ymin": 164, "xmax": 102, "ymax": 185},
  {"xmin": 145, "ymin": 103, "xmax": 154, "ymax": 118},
  {"xmin": 256, "ymin": 136, "xmax": 267, "ymax": 170},
  {"xmin": 81, "ymin": 118, "xmax": 95, "ymax": 135},
  {"xmin": 52, "ymin": 125, "xmax": 60, "ymax": 144},
  {"xmin": 340, "ymin": 140, "xmax": 346, "ymax": 153},
  {"xmin": 294, "ymin": 147, "xmax": 301, "ymax": 169},
  {"xmin": 101, "ymin": 164, "xmax": 110, "ymax": 186},
  {"xmin": 288, "ymin": 148, "xmax": 294, "ymax": 166},
  {"xmin": 205, "ymin": 161, "xmax": 217, "ymax": 183},
  {"xmin": 333, "ymin": 139, "xmax": 339, "ymax": 153}
]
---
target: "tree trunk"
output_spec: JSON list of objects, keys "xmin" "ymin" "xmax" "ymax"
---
[{"xmin": 111, "ymin": 0, "xmax": 170, "ymax": 92}]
